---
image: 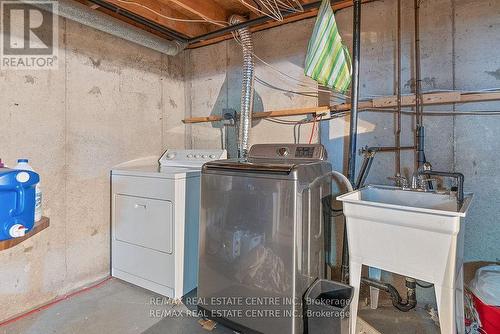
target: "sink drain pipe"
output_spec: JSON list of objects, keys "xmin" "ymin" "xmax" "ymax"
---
[{"xmin": 362, "ymin": 277, "xmax": 417, "ymax": 312}]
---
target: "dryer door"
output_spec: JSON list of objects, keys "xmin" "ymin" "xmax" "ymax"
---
[{"xmin": 115, "ymin": 194, "xmax": 173, "ymax": 254}]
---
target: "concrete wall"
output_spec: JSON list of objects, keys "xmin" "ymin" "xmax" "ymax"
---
[
  {"xmin": 1, "ymin": 0, "xmax": 498, "ymax": 321},
  {"xmin": 187, "ymin": 0, "xmax": 500, "ymax": 267},
  {"xmin": 0, "ymin": 18, "xmax": 186, "ymax": 321},
  {"xmin": 185, "ymin": 20, "xmax": 320, "ymax": 157},
  {"xmin": 329, "ymin": 0, "xmax": 500, "ymax": 264}
]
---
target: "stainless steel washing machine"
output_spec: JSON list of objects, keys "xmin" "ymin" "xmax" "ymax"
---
[{"xmin": 198, "ymin": 144, "xmax": 332, "ymax": 334}]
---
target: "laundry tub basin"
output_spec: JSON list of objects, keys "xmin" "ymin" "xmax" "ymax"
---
[{"xmin": 337, "ymin": 185, "xmax": 473, "ymax": 334}]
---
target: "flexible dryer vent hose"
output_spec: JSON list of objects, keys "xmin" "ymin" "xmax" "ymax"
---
[{"xmin": 230, "ymin": 15, "xmax": 255, "ymax": 159}]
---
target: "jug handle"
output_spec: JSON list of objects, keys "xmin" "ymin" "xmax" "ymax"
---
[{"xmin": 11, "ymin": 185, "xmax": 25, "ymax": 216}]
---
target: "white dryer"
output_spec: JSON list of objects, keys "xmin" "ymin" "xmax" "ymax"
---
[{"xmin": 111, "ymin": 149, "xmax": 226, "ymax": 299}]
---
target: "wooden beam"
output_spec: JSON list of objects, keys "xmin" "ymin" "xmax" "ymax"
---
[
  {"xmin": 332, "ymin": 91, "xmax": 500, "ymax": 112},
  {"xmin": 160, "ymin": 0, "xmax": 228, "ymax": 24},
  {"xmin": 104, "ymin": 0, "xmax": 209, "ymax": 37},
  {"xmin": 183, "ymin": 91, "xmax": 500, "ymax": 124},
  {"xmin": 183, "ymin": 106, "xmax": 330, "ymax": 124}
]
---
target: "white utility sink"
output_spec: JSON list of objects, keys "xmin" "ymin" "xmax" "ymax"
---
[{"xmin": 338, "ymin": 185, "xmax": 473, "ymax": 334}]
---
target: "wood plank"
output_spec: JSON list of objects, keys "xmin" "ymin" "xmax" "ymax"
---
[
  {"xmin": 104, "ymin": 0, "xmax": 209, "ymax": 37},
  {"xmin": 237, "ymin": 1, "xmax": 260, "ymax": 16},
  {"xmin": 0, "ymin": 217, "xmax": 50, "ymax": 251},
  {"xmin": 372, "ymin": 92, "xmax": 462, "ymax": 108},
  {"xmin": 253, "ymin": 105, "xmax": 330, "ymax": 119},
  {"xmin": 183, "ymin": 115, "xmax": 224, "ymax": 123},
  {"xmin": 183, "ymin": 91, "xmax": 500, "ymax": 124},
  {"xmin": 161, "ymin": 0, "xmax": 229, "ymax": 24},
  {"xmin": 333, "ymin": 91, "xmax": 500, "ymax": 111},
  {"xmin": 183, "ymin": 106, "xmax": 330, "ymax": 123},
  {"xmin": 460, "ymin": 92, "xmax": 500, "ymax": 103}
]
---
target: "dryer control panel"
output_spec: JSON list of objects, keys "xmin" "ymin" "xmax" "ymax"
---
[
  {"xmin": 248, "ymin": 144, "xmax": 327, "ymax": 160},
  {"xmin": 159, "ymin": 149, "xmax": 227, "ymax": 168}
]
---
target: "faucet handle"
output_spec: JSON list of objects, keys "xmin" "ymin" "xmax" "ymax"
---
[
  {"xmin": 416, "ymin": 176, "xmax": 437, "ymax": 191},
  {"xmin": 388, "ymin": 174, "xmax": 409, "ymax": 189}
]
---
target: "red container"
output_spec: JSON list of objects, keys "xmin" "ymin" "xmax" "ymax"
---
[{"xmin": 470, "ymin": 292, "xmax": 500, "ymax": 334}]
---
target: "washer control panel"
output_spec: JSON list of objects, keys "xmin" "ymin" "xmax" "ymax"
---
[{"xmin": 249, "ymin": 144, "xmax": 327, "ymax": 160}]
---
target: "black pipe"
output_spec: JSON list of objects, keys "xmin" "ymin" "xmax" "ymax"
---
[
  {"xmin": 416, "ymin": 125, "xmax": 426, "ymax": 167},
  {"xmin": 341, "ymin": 0, "xmax": 362, "ymax": 285},
  {"xmin": 355, "ymin": 146, "xmax": 415, "ymax": 189},
  {"xmin": 347, "ymin": 0, "xmax": 362, "ymax": 185},
  {"xmin": 419, "ymin": 170, "xmax": 465, "ymax": 206},
  {"xmin": 361, "ymin": 277, "xmax": 417, "ymax": 312},
  {"xmin": 355, "ymin": 150, "xmax": 375, "ymax": 189},
  {"xmin": 87, "ymin": 0, "xmax": 190, "ymax": 43}
]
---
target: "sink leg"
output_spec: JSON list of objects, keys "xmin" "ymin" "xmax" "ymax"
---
[
  {"xmin": 349, "ymin": 261, "xmax": 362, "ymax": 334},
  {"xmin": 368, "ymin": 267, "xmax": 381, "ymax": 309},
  {"xmin": 456, "ymin": 265, "xmax": 465, "ymax": 334},
  {"xmin": 435, "ymin": 285, "xmax": 457, "ymax": 334}
]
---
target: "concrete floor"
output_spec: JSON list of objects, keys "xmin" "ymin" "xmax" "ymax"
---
[
  {"xmin": 358, "ymin": 304, "xmax": 439, "ymax": 334},
  {"xmin": 0, "ymin": 278, "xmax": 439, "ymax": 334}
]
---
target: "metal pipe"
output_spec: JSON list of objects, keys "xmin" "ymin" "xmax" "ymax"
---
[
  {"xmin": 342, "ymin": 0, "xmax": 362, "ymax": 285},
  {"xmin": 355, "ymin": 150, "xmax": 375, "ymax": 189},
  {"xmin": 419, "ymin": 170, "xmax": 465, "ymax": 207},
  {"xmin": 347, "ymin": 0, "xmax": 362, "ymax": 184},
  {"xmin": 30, "ymin": 0, "xmax": 186, "ymax": 55},
  {"xmin": 361, "ymin": 277, "xmax": 417, "ymax": 312},
  {"xmin": 230, "ymin": 15, "xmax": 255, "ymax": 159},
  {"xmin": 355, "ymin": 146, "xmax": 415, "ymax": 189},
  {"xmin": 395, "ymin": 0, "xmax": 402, "ymax": 175},
  {"xmin": 362, "ymin": 146, "xmax": 416, "ymax": 153},
  {"xmin": 414, "ymin": 0, "xmax": 425, "ymax": 169}
]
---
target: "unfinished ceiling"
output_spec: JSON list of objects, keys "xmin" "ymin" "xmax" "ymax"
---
[{"xmin": 76, "ymin": 0, "xmax": 367, "ymax": 48}]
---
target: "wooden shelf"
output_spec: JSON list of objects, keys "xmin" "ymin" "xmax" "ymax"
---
[{"xmin": 0, "ymin": 217, "xmax": 50, "ymax": 251}]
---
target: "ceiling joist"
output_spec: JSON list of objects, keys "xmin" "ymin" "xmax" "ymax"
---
[
  {"xmin": 92, "ymin": 0, "xmax": 375, "ymax": 47},
  {"xmin": 104, "ymin": 0, "xmax": 210, "ymax": 37},
  {"xmin": 160, "ymin": 0, "xmax": 229, "ymax": 25}
]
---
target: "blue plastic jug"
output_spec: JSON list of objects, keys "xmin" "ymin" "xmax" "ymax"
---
[{"xmin": 0, "ymin": 168, "xmax": 40, "ymax": 241}]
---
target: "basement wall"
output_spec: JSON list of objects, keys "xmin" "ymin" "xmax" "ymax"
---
[
  {"xmin": 0, "ymin": 18, "xmax": 186, "ymax": 321},
  {"xmin": 184, "ymin": 20, "xmax": 319, "ymax": 153},
  {"xmin": 186, "ymin": 0, "xmax": 500, "ymax": 270}
]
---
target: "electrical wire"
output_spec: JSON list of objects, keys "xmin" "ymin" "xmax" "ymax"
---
[
  {"xmin": 255, "ymin": 77, "xmax": 319, "ymax": 98},
  {"xmin": 238, "ymin": 0, "xmax": 304, "ymax": 21},
  {"xmin": 239, "ymin": 0, "xmax": 283, "ymax": 21},
  {"xmin": 113, "ymin": 0, "xmax": 228, "ymax": 27},
  {"xmin": 231, "ymin": 32, "xmax": 350, "ymax": 99}
]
